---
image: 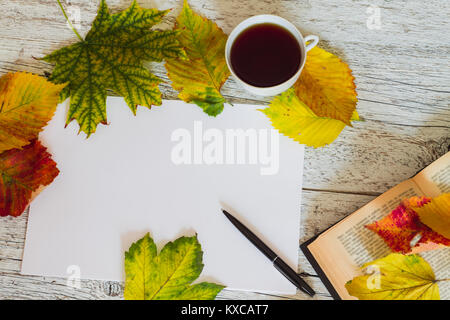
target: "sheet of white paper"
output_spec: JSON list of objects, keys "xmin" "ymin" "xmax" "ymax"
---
[{"xmin": 22, "ymin": 98, "xmax": 304, "ymax": 295}]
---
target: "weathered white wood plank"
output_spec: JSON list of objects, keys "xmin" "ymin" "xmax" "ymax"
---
[{"xmin": 0, "ymin": 0, "xmax": 448, "ymax": 300}]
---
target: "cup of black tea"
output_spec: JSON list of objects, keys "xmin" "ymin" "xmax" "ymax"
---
[{"xmin": 225, "ymin": 15, "xmax": 319, "ymax": 96}]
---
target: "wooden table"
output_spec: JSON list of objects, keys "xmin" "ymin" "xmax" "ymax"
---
[{"xmin": 0, "ymin": 0, "xmax": 448, "ymax": 300}]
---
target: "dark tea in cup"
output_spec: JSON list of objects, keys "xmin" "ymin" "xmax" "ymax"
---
[
  {"xmin": 230, "ymin": 23, "xmax": 302, "ymax": 88},
  {"xmin": 225, "ymin": 15, "xmax": 319, "ymax": 96}
]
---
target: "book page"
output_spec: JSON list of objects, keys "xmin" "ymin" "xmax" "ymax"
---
[
  {"xmin": 414, "ymin": 151, "xmax": 450, "ymax": 197},
  {"xmin": 308, "ymin": 180, "xmax": 425, "ymax": 299}
]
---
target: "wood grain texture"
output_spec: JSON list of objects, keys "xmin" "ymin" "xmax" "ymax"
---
[{"xmin": 0, "ymin": 0, "xmax": 448, "ymax": 300}]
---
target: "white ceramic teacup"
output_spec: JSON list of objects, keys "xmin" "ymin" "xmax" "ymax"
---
[{"xmin": 225, "ymin": 15, "xmax": 319, "ymax": 97}]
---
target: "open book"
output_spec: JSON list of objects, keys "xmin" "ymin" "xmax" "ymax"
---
[{"xmin": 302, "ymin": 152, "xmax": 450, "ymax": 300}]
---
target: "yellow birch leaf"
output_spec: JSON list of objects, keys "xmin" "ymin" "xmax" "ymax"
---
[
  {"xmin": 415, "ymin": 193, "xmax": 450, "ymax": 239},
  {"xmin": 165, "ymin": 0, "xmax": 230, "ymax": 116},
  {"xmin": 294, "ymin": 46, "xmax": 357, "ymax": 125},
  {"xmin": 0, "ymin": 72, "xmax": 65, "ymax": 153},
  {"xmin": 345, "ymin": 253, "xmax": 441, "ymax": 300},
  {"xmin": 261, "ymin": 88, "xmax": 359, "ymax": 148}
]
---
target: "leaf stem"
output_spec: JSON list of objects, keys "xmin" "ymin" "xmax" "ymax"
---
[{"xmin": 56, "ymin": 0, "xmax": 83, "ymax": 41}]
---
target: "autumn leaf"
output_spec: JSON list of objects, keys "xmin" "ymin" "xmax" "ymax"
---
[
  {"xmin": 165, "ymin": 0, "xmax": 230, "ymax": 116},
  {"xmin": 44, "ymin": 0, "xmax": 186, "ymax": 137},
  {"xmin": 0, "ymin": 72, "xmax": 65, "ymax": 153},
  {"xmin": 124, "ymin": 233, "xmax": 224, "ymax": 300},
  {"xmin": 366, "ymin": 196, "xmax": 450, "ymax": 254},
  {"xmin": 260, "ymin": 88, "xmax": 359, "ymax": 148},
  {"xmin": 345, "ymin": 253, "xmax": 442, "ymax": 300},
  {"xmin": 415, "ymin": 193, "xmax": 450, "ymax": 239},
  {"xmin": 0, "ymin": 140, "xmax": 59, "ymax": 217},
  {"xmin": 294, "ymin": 46, "xmax": 357, "ymax": 125}
]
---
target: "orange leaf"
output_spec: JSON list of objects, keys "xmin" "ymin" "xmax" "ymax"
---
[
  {"xmin": 0, "ymin": 72, "xmax": 66, "ymax": 153},
  {"xmin": 0, "ymin": 140, "xmax": 59, "ymax": 217},
  {"xmin": 293, "ymin": 46, "xmax": 357, "ymax": 125},
  {"xmin": 366, "ymin": 196, "xmax": 450, "ymax": 254}
]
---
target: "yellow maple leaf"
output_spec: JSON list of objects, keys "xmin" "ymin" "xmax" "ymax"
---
[
  {"xmin": 0, "ymin": 72, "xmax": 65, "ymax": 153},
  {"xmin": 415, "ymin": 193, "xmax": 450, "ymax": 239},
  {"xmin": 294, "ymin": 46, "xmax": 357, "ymax": 125},
  {"xmin": 261, "ymin": 88, "xmax": 359, "ymax": 148},
  {"xmin": 165, "ymin": 0, "xmax": 230, "ymax": 116},
  {"xmin": 345, "ymin": 253, "xmax": 441, "ymax": 300}
]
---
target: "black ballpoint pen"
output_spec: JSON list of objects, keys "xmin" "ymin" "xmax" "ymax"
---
[{"xmin": 222, "ymin": 209, "xmax": 315, "ymax": 297}]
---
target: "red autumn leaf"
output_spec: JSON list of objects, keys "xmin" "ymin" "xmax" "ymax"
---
[
  {"xmin": 0, "ymin": 140, "xmax": 59, "ymax": 217},
  {"xmin": 366, "ymin": 196, "xmax": 450, "ymax": 254}
]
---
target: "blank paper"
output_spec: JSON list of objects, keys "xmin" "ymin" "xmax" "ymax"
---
[{"xmin": 22, "ymin": 98, "xmax": 304, "ymax": 295}]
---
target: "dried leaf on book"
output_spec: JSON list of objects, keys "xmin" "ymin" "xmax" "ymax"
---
[
  {"xmin": 124, "ymin": 233, "xmax": 224, "ymax": 300},
  {"xmin": 166, "ymin": 0, "xmax": 230, "ymax": 116},
  {"xmin": 366, "ymin": 196, "xmax": 450, "ymax": 254},
  {"xmin": 415, "ymin": 193, "xmax": 450, "ymax": 239},
  {"xmin": 345, "ymin": 253, "xmax": 441, "ymax": 300},
  {"xmin": 261, "ymin": 88, "xmax": 359, "ymax": 148},
  {"xmin": 44, "ymin": 0, "xmax": 186, "ymax": 137},
  {"xmin": 0, "ymin": 141, "xmax": 59, "ymax": 217},
  {"xmin": 0, "ymin": 72, "xmax": 65, "ymax": 153}
]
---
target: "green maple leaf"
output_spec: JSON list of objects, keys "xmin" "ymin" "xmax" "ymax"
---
[
  {"xmin": 44, "ymin": 0, "xmax": 186, "ymax": 136},
  {"xmin": 124, "ymin": 233, "xmax": 225, "ymax": 300}
]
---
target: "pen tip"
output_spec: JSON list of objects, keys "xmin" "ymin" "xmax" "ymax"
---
[{"xmin": 221, "ymin": 209, "xmax": 232, "ymax": 218}]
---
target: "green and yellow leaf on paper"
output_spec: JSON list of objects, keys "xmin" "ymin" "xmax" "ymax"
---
[
  {"xmin": 44, "ymin": 0, "xmax": 186, "ymax": 136},
  {"xmin": 415, "ymin": 193, "xmax": 450, "ymax": 239},
  {"xmin": 0, "ymin": 72, "xmax": 65, "ymax": 153},
  {"xmin": 165, "ymin": 0, "xmax": 230, "ymax": 116},
  {"xmin": 294, "ymin": 46, "xmax": 357, "ymax": 125},
  {"xmin": 124, "ymin": 233, "xmax": 224, "ymax": 300},
  {"xmin": 261, "ymin": 88, "xmax": 359, "ymax": 148},
  {"xmin": 345, "ymin": 253, "xmax": 441, "ymax": 300}
]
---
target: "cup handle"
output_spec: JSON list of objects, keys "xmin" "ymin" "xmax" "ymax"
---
[{"xmin": 304, "ymin": 35, "xmax": 319, "ymax": 52}]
